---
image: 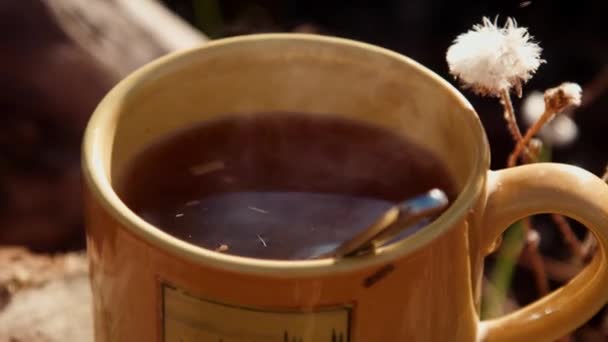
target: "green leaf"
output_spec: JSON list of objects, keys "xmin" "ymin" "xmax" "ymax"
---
[{"xmin": 481, "ymin": 221, "xmax": 526, "ymax": 319}]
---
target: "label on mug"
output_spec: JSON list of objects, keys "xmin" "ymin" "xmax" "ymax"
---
[{"xmin": 162, "ymin": 284, "xmax": 351, "ymax": 341}]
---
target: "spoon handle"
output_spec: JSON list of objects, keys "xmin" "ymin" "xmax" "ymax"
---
[{"xmin": 328, "ymin": 188, "xmax": 449, "ymax": 259}]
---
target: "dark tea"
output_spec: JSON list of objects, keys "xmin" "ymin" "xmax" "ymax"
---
[{"xmin": 117, "ymin": 112, "xmax": 456, "ymax": 260}]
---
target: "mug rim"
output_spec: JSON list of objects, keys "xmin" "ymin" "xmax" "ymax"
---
[{"xmin": 82, "ymin": 33, "xmax": 490, "ymax": 277}]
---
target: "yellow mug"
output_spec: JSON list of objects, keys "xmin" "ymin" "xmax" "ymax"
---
[{"xmin": 82, "ymin": 34, "xmax": 608, "ymax": 342}]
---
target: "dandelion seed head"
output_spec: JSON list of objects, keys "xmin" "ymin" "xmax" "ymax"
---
[{"xmin": 446, "ymin": 17, "xmax": 544, "ymax": 97}]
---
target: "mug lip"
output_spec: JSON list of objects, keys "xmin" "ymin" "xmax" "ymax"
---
[{"xmin": 82, "ymin": 33, "xmax": 490, "ymax": 277}]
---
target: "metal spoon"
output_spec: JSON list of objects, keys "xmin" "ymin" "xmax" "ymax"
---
[{"xmin": 322, "ymin": 188, "xmax": 449, "ymax": 259}]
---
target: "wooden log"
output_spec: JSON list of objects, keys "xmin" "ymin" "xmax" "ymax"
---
[
  {"xmin": 0, "ymin": 0, "xmax": 206, "ymax": 250},
  {"xmin": 44, "ymin": 0, "xmax": 207, "ymax": 79},
  {"xmin": 0, "ymin": 2, "xmax": 206, "ymax": 339}
]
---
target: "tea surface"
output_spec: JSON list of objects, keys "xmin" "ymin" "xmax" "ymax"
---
[{"xmin": 117, "ymin": 112, "xmax": 456, "ymax": 259}]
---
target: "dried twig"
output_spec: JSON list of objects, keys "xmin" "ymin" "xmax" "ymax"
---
[
  {"xmin": 520, "ymin": 223, "xmax": 571, "ymax": 342},
  {"xmin": 501, "ymin": 89, "xmax": 524, "ymax": 143},
  {"xmin": 509, "ymin": 83, "xmax": 582, "ymax": 166},
  {"xmin": 552, "ymin": 214, "xmax": 584, "ymax": 261},
  {"xmin": 534, "ymin": 256, "xmax": 582, "ymax": 282},
  {"xmin": 581, "ymin": 233, "xmax": 598, "ymax": 263},
  {"xmin": 521, "ymin": 220, "xmax": 550, "ymax": 295}
]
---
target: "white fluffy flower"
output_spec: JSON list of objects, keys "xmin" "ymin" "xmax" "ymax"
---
[
  {"xmin": 446, "ymin": 17, "xmax": 544, "ymax": 97},
  {"xmin": 522, "ymin": 91, "xmax": 579, "ymax": 147},
  {"xmin": 544, "ymin": 82, "xmax": 582, "ymax": 112},
  {"xmin": 559, "ymin": 83, "xmax": 583, "ymax": 106}
]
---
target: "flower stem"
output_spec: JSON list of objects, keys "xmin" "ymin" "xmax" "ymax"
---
[
  {"xmin": 508, "ymin": 107, "xmax": 555, "ymax": 167},
  {"xmin": 500, "ymin": 89, "xmax": 536, "ymax": 165},
  {"xmin": 500, "ymin": 89, "xmax": 524, "ymax": 143}
]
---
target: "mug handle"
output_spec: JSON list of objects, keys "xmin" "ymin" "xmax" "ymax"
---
[{"xmin": 478, "ymin": 163, "xmax": 608, "ymax": 342}]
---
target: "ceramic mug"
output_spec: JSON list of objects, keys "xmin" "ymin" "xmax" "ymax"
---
[{"xmin": 82, "ymin": 34, "xmax": 608, "ymax": 342}]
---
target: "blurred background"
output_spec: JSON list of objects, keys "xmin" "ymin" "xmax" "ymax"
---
[{"xmin": 0, "ymin": 0, "xmax": 606, "ymax": 341}]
